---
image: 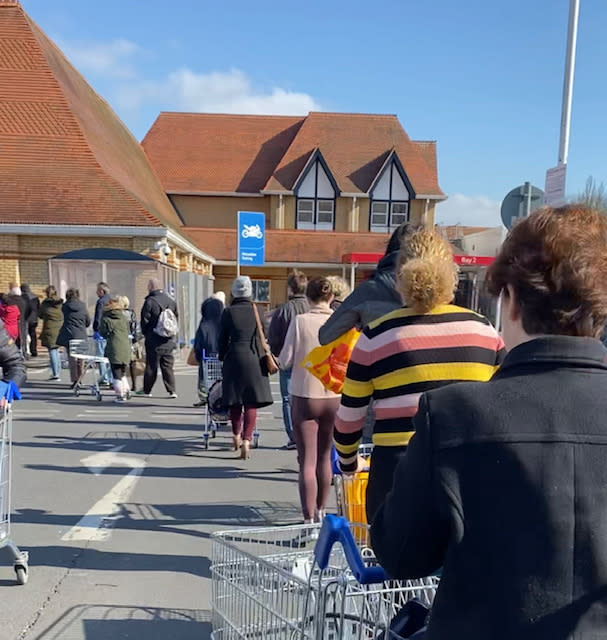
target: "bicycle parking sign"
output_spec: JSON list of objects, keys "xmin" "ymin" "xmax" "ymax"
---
[{"xmin": 237, "ymin": 211, "xmax": 265, "ymax": 269}]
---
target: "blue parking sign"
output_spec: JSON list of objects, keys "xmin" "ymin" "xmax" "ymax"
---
[{"xmin": 238, "ymin": 211, "xmax": 265, "ymax": 267}]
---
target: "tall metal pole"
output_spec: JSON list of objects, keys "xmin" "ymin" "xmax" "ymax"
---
[{"xmin": 558, "ymin": 0, "xmax": 580, "ymax": 166}]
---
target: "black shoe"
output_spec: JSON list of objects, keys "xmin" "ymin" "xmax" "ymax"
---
[{"xmin": 193, "ymin": 400, "xmax": 207, "ymax": 407}]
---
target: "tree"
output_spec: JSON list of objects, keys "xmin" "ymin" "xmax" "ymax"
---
[{"xmin": 576, "ymin": 176, "xmax": 607, "ymax": 213}]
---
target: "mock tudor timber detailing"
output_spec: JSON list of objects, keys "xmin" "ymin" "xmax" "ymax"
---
[{"xmin": 334, "ymin": 304, "xmax": 505, "ymax": 471}]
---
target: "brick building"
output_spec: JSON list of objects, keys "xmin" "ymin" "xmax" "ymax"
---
[
  {"xmin": 142, "ymin": 112, "xmax": 445, "ymax": 306},
  {"xmin": 0, "ymin": 0, "xmax": 213, "ymax": 336}
]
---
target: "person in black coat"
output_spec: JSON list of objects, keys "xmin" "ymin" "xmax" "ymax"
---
[
  {"xmin": 219, "ymin": 276, "xmax": 273, "ymax": 459},
  {"xmin": 20, "ymin": 284, "xmax": 40, "ymax": 357},
  {"xmin": 57, "ymin": 288, "xmax": 91, "ymax": 386},
  {"xmin": 193, "ymin": 295, "xmax": 224, "ymax": 407},
  {"xmin": 371, "ymin": 205, "xmax": 607, "ymax": 640},
  {"xmin": 139, "ymin": 278, "xmax": 178, "ymax": 398}
]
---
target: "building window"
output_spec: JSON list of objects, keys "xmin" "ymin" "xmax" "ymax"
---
[
  {"xmin": 251, "ymin": 279, "xmax": 270, "ymax": 303},
  {"xmin": 295, "ymin": 153, "xmax": 337, "ymax": 230},
  {"xmin": 370, "ymin": 157, "xmax": 410, "ymax": 232}
]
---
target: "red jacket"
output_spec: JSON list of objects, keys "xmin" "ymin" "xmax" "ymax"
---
[{"xmin": 0, "ymin": 303, "xmax": 20, "ymax": 340}]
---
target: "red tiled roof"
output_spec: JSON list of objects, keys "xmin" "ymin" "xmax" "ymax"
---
[
  {"xmin": 143, "ymin": 112, "xmax": 444, "ymax": 199},
  {"xmin": 142, "ymin": 113, "xmax": 305, "ymax": 193},
  {"xmin": 265, "ymin": 113, "xmax": 443, "ymax": 197},
  {"xmin": 0, "ymin": 3, "xmax": 182, "ymax": 227}
]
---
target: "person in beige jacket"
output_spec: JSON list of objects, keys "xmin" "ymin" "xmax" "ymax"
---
[{"xmin": 279, "ymin": 277, "xmax": 340, "ymax": 523}]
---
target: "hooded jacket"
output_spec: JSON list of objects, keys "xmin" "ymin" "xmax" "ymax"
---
[
  {"xmin": 39, "ymin": 296, "xmax": 63, "ymax": 348},
  {"xmin": 194, "ymin": 297, "xmax": 224, "ymax": 360},
  {"xmin": 0, "ymin": 299, "xmax": 20, "ymax": 340},
  {"xmin": 318, "ymin": 252, "xmax": 403, "ymax": 345},
  {"xmin": 57, "ymin": 299, "xmax": 91, "ymax": 348},
  {"xmin": 99, "ymin": 301, "xmax": 132, "ymax": 365},
  {"xmin": 268, "ymin": 294, "xmax": 310, "ymax": 356}
]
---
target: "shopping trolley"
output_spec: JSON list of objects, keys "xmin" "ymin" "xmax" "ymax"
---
[
  {"xmin": 211, "ymin": 514, "xmax": 438, "ymax": 639},
  {"xmin": 202, "ymin": 353, "xmax": 230, "ymax": 449},
  {"xmin": 0, "ymin": 402, "xmax": 29, "ymax": 585},
  {"xmin": 202, "ymin": 353, "xmax": 260, "ymax": 450},
  {"xmin": 333, "ymin": 443, "xmax": 373, "ymax": 524},
  {"xmin": 69, "ymin": 338, "xmax": 111, "ymax": 402}
]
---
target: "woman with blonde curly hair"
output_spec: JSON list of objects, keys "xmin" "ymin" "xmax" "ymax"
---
[{"xmin": 334, "ymin": 227, "xmax": 506, "ymax": 522}]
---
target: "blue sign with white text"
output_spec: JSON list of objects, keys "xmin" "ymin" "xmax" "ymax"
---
[{"xmin": 238, "ymin": 211, "xmax": 265, "ymax": 266}]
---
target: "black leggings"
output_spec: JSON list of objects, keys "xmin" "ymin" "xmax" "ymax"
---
[
  {"xmin": 291, "ymin": 395, "xmax": 340, "ymax": 520},
  {"xmin": 366, "ymin": 445, "xmax": 408, "ymax": 524}
]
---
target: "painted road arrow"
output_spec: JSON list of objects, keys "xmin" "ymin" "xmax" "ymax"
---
[{"xmin": 62, "ymin": 447, "xmax": 146, "ymax": 542}]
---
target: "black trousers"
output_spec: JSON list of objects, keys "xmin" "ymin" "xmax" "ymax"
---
[
  {"xmin": 28, "ymin": 323, "xmax": 38, "ymax": 356},
  {"xmin": 143, "ymin": 349, "xmax": 175, "ymax": 394},
  {"xmin": 366, "ymin": 444, "xmax": 408, "ymax": 525}
]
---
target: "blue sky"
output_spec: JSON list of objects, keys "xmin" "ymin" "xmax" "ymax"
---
[{"xmin": 24, "ymin": 0, "xmax": 607, "ymax": 226}]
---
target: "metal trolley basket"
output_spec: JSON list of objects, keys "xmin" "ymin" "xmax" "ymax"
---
[
  {"xmin": 69, "ymin": 338, "xmax": 111, "ymax": 402},
  {"xmin": 211, "ymin": 515, "xmax": 438, "ymax": 640},
  {"xmin": 202, "ymin": 354, "xmax": 260, "ymax": 450},
  {"xmin": 333, "ymin": 443, "xmax": 373, "ymax": 525},
  {"xmin": 0, "ymin": 403, "xmax": 29, "ymax": 584}
]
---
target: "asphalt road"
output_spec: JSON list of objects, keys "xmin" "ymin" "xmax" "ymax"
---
[{"xmin": 0, "ymin": 358, "xmax": 307, "ymax": 640}]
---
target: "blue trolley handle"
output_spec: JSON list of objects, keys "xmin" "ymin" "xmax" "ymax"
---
[{"xmin": 313, "ymin": 514, "xmax": 388, "ymax": 585}]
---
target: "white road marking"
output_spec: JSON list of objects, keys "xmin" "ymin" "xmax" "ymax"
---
[{"xmin": 61, "ymin": 449, "xmax": 146, "ymax": 542}]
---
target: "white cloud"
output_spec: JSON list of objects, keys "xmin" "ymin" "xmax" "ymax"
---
[
  {"xmin": 59, "ymin": 38, "xmax": 140, "ymax": 79},
  {"xmin": 435, "ymin": 193, "xmax": 503, "ymax": 227},
  {"xmin": 116, "ymin": 68, "xmax": 321, "ymax": 115}
]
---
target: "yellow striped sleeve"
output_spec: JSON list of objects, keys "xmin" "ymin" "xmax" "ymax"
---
[
  {"xmin": 373, "ymin": 362, "xmax": 499, "ymax": 391},
  {"xmin": 341, "ymin": 376, "xmax": 374, "ymax": 399}
]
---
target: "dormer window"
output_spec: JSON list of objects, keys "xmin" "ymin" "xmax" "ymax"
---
[
  {"xmin": 295, "ymin": 151, "xmax": 338, "ymax": 230},
  {"xmin": 369, "ymin": 154, "xmax": 411, "ymax": 232}
]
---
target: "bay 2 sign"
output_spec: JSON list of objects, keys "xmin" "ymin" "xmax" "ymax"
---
[{"xmin": 238, "ymin": 211, "xmax": 265, "ymax": 266}]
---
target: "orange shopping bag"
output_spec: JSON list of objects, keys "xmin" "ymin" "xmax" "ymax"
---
[{"xmin": 301, "ymin": 327, "xmax": 361, "ymax": 394}]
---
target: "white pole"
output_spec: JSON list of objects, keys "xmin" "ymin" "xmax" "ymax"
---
[{"xmin": 558, "ymin": 0, "xmax": 580, "ymax": 166}]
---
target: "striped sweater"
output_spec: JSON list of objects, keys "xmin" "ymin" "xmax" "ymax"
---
[{"xmin": 334, "ymin": 304, "xmax": 505, "ymax": 471}]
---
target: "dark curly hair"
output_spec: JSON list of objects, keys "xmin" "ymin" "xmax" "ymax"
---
[{"xmin": 487, "ymin": 205, "xmax": 607, "ymax": 338}]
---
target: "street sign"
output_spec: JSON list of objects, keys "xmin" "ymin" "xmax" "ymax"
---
[
  {"xmin": 500, "ymin": 182, "xmax": 544, "ymax": 230},
  {"xmin": 544, "ymin": 164, "xmax": 567, "ymax": 205},
  {"xmin": 238, "ymin": 211, "xmax": 265, "ymax": 268}
]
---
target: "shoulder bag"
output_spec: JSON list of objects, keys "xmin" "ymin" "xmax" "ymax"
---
[{"xmin": 252, "ymin": 303, "xmax": 279, "ymax": 375}]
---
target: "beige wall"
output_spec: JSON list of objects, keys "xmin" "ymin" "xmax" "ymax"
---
[{"xmin": 171, "ymin": 195, "xmax": 269, "ymax": 228}]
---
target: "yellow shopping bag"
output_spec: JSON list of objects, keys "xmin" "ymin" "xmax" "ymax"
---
[
  {"xmin": 301, "ymin": 327, "xmax": 361, "ymax": 394},
  {"xmin": 343, "ymin": 471, "xmax": 369, "ymax": 524}
]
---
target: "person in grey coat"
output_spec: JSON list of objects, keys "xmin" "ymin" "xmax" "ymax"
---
[
  {"xmin": 219, "ymin": 276, "xmax": 273, "ymax": 460},
  {"xmin": 318, "ymin": 223, "xmax": 422, "ymax": 345}
]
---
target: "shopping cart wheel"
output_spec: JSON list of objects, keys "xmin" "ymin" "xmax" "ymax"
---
[
  {"xmin": 14, "ymin": 565, "xmax": 28, "ymax": 585},
  {"xmin": 210, "ymin": 426, "xmax": 217, "ymax": 439},
  {"xmin": 252, "ymin": 433, "xmax": 260, "ymax": 449},
  {"xmin": 96, "ymin": 392, "xmax": 102, "ymax": 402}
]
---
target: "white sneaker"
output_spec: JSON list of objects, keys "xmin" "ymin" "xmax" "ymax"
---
[{"xmin": 168, "ymin": 392, "xmax": 178, "ymax": 399}]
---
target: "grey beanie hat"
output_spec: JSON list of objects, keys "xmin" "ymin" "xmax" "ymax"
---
[{"xmin": 232, "ymin": 276, "xmax": 252, "ymax": 299}]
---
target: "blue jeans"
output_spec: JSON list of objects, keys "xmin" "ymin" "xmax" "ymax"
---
[
  {"xmin": 49, "ymin": 348, "xmax": 61, "ymax": 379},
  {"xmin": 279, "ymin": 369, "xmax": 294, "ymax": 443},
  {"xmin": 95, "ymin": 337, "xmax": 110, "ymax": 384}
]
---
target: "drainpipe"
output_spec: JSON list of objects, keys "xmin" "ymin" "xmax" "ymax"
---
[
  {"xmin": 350, "ymin": 262, "xmax": 358, "ymax": 290},
  {"xmin": 279, "ymin": 194, "xmax": 284, "ymax": 229},
  {"xmin": 351, "ymin": 196, "xmax": 358, "ymax": 232},
  {"xmin": 422, "ymin": 198, "xmax": 430, "ymax": 226}
]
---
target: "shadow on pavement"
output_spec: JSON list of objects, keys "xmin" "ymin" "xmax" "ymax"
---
[
  {"xmin": 23, "ymin": 544, "xmax": 212, "ymax": 578},
  {"xmin": 35, "ymin": 604, "xmax": 211, "ymax": 640}
]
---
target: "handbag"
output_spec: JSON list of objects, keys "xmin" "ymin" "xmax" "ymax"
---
[
  {"xmin": 252, "ymin": 303, "xmax": 279, "ymax": 375},
  {"xmin": 186, "ymin": 347, "xmax": 198, "ymax": 366}
]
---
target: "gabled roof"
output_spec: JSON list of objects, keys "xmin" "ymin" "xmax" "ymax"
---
[
  {"xmin": 143, "ymin": 112, "xmax": 444, "ymax": 199},
  {"xmin": 264, "ymin": 112, "xmax": 444, "ymax": 197},
  {"xmin": 142, "ymin": 113, "xmax": 305, "ymax": 194},
  {"xmin": 0, "ymin": 1, "xmax": 182, "ymax": 227}
]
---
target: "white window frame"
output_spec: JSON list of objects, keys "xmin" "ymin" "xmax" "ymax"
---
[
  {"xmin": 316, "ymin": 199, "xmax": 334, "ymax": 230},
  {"xmin": 390, "ymin": 201, "xmax": 409, "ymax": 227},
  {"xmin": 296, "ymin": 199, "xmax": 315, "ymax": 230},
  {"xmin": 370, "ymin": 201, "xmax": 389, "ymax": 232}
]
